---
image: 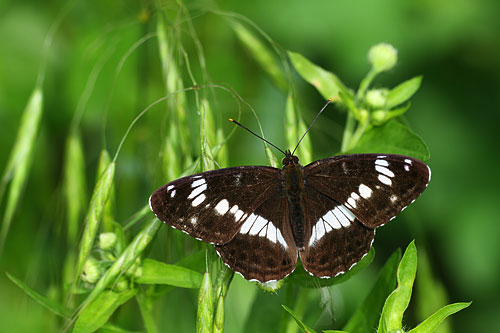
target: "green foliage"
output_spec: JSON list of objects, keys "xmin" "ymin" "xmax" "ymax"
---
[{"xmin": 1, "ymin": 1, "xmax": 478, "ymax": 332}]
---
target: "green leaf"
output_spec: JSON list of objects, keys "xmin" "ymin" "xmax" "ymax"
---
[
  {"xmin": 343, "ymin": 249, "xmax": 401, "ymax": 333},
  {"xmin": 74, "ymin": 289, "xmax": 137, "ymax": 333},
  {"xmin": 345, "ymin": 119, "xmax": 430, "ymax": 161},
  {"xmin": 282, "ymin": 304, "xmax": 317, "ymax": 333},
  {"xmin": 6, "ymin": 272, "xmax": 70, "ymax": 318},
  {"xmin": 408, "ymin": 302, "xmax": 472, "ymax": 333},
  {"xmin": 288, "ymin": 247, "xmax": 375, "ymax": 288},
  {"xmin": 378, "ymin": 241, "xmax": 418, "ymax": 332},
  {"xmin": 288, "ymin": 51, "xmax": 350, "ymax": 101},
  {"xmin": 135, "ymin": 259, "xmax": 203, "ymax": 288},
  {"xmin": 386, "ymin": 76, "xmax": 422, "ymax": 109}
]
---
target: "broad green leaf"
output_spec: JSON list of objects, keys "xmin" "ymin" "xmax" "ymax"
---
[
  {"xmin": 75, "ymin": 161, "xmax": 116, "ymax": 282},
  {"xmin": 346, "ymin": 119, "xmax": 430, "ymax": 161},
  {"xmin": 232, "ymin": 21, "xmax": 287, "ymax": 90},
  {"xmin": 135, "ymin": 258, "xmax": 203, "ymax": 288},
  {"xmin": 323, "ymin": 331, "xmax": 350, "ymax": 333},
  {"xmin": 343, "ymin": 249, "xmax": 401, "ymax": 333},
  {"xmin": 197, "ymin": 272, "xmax": 214, "ymax": 333},
  {"xmin": 408, "ymin": 302, "xmax": 471, "ymax": 333},
  {"xmin": 74, "ymin": 289, "xmax": 137, "ymax": 333},
  {"xmin": 6, "ymin": 273, "xmax": 70, "ymax": 318},
  {"xmin": 282, "ymin": 304, "xmax": 317, "ymax": 333},
  {"xmin": 288, "ymin": 51, "xmax": 350, "ymax": 101},
  {"xmin": 378, "ymin": 241, "xmax": 417, "ymax": 332},
  {"xmin": 288, "ymin": 247, "xmax": 375, "ymax": 288},
  {"xmin": 386, "ymin": 76, "xmax": 422, "ymax": 109}
]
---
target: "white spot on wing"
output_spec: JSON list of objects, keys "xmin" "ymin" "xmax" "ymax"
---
[
  {"xmin": 191, "ymin": 194, "xmax": 206, "ymax": 207},
  {"xmin": 390, "ymin": 195, "xmax": 398, "ymax": 202},
  {"xmin": 190, "ymin": 217, "xmax": 197, "ymax": 225},
  {"xmin": 187, "ymin": 184, "xmax": 206, "ymax": 199},
  {"xmin": 331, "ymin": 206, "xmax": 349, "ymax": 227},
  {"xmin": 338, "ymin": 204, "xmax": 355, "ymax": 222},
  {"xmin": 359, "ymin": 184, "xmax": 372, "ymax": 199},
  {"xmin": 404, "ymin": 164, "xmax": 410, "ymax": 172},
  {"xmin": 167, "ymin": 185, "xmax": 174, "ymax": 191},
  {"xmin": 267, "ymin": 222, "xmax": 277, "ymax": 243},
  {"xmin": 376, "ymin": 165, "xmax": 395, "ymax": 178},
  {"xmin": 214, "ymin": 199, "xmax": 230, "ymax": 215},
  {"xmin": 404, "ymin": 158, "xmax": 413, "ymax": 165},
  {"xmin": 240, "ymin": 214, "xmax": 258, "ymax": 234},
  {"xmin": 375, "ymin": 159, "xmax": 389, "ymax": 167},
  {"xmin": 170, "ymin": 190, "xmax": 176, "ymax": 198},
  {"xmin": 249, "ymin": 216, "xmax": 267, "ymax": 235},
  {"xmin": 347, "ymin": 197, "xmax": 357, "ymax": 208},
  {"xmin": 191, "ymin": 178, "xmax": 206, "ymax": 188},
  {"xmin": 378, "ymin": 174, "xmax": 392, "ymax": 186},
  {"xmin": 276, "ymin": 229, "xmax": 287, "ymax": 249}
]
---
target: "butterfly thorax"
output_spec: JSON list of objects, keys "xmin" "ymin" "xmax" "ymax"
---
[{"xmin": 281, "ymin": 151, "xmax": 306, "ymax": 250}]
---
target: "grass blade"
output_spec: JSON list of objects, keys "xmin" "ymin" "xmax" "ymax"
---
[
  {"xmin": 74, "ymin": 161, "xmax": 116, "ymax": 283},
  {"xmin": 6, "ymin": 272, "xmax": 70, "ymax": 318},
  {"xmin": 0, "ymin": 88, "xmax": 43, "ymax": 256},
  {"xmin": 281, "ymin": 304, "xmax": 317, "ymax": 333},
  {"xmin": 74, "ymin": 289, "xmax": 137, "ymax": 333},
  {"xmin": 197, "ymin": 272, "xmax": 214, "ymax": 333}
]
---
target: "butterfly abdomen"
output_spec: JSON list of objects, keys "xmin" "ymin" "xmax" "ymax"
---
[{"xmin": 282, "ymin": 159, "xmax": 306, "ymax": 250}]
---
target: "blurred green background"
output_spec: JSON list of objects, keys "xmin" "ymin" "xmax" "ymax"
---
[{"xmin": 1, "ymin": 0, "xmax": 499, "ymax": 331}]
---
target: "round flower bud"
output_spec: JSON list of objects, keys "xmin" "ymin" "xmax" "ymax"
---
[
  {"xmin": 368, "ymin": 43, "xmax": 398, "ymax": 73},
  {"xmin": 371, "ymin": 109, "xmax": 389, "ymax": 126},
  {"xmin": 82, "ymin": 256, "xmax": 101, "ymax": 284},
  {"xmin": 99, "ymin": 232, "xmax": 117, "ymax": 251},
  {"xmin": 366, "ymin": 89, "xmax": 388, "ymax": 109}
]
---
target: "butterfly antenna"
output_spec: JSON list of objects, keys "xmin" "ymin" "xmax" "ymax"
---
[
  {"xmin": 229, "ymin": 118, "xmax": 287, "ymax": 156},
  {"xmin": 292, "ymin": 98, "xmax": 334, "ymax": 155}
]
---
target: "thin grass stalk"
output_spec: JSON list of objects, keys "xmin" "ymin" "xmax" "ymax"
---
[
  {"xmin": 96, "ymin": 150, "xmax": 115, "ymax": 232},
  {"xmin": 197, "ymin": 272, "xmax": 214, "ymax": 333}
]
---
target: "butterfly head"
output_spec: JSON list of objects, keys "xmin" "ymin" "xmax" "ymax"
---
[{"xmin": 282, "ymin": 150, "xmax": 299, "ymax": 166}]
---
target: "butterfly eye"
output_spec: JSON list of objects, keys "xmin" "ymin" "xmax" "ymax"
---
[
  {"xmin": 282, "ymin": 157, "xmax": 290, "ymax": 166},
  {"xmin": 292, "ymin": 156, "xmax": 299, "ymax": 164}
]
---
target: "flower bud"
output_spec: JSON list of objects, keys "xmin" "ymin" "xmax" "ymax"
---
[
  {"xmin": 82, "ymin": 256, "xmax": 101, "ymax": 283},
  {"xmin": 368, "ymin": 43, "xmax": 398, "ymax": 73},
  {"xmin": 366, "ymin": 89, "xmax": 388, "ymax": 109},
  {"xmin": 371, "ymin": 110, "xmax": 389, "ymax": 126},
  {"xmin": 99, "ymin": 232, "xmax": 117, "ymax": 251}
]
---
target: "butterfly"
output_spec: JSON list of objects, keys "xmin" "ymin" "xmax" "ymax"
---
[{"xmin": 149, "ymin": 148, "xmax": 430, "ymax": 282}]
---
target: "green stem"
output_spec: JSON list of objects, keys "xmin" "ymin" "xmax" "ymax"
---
[
  {"xmin": 347, "ymin": 121, "xmax": 372, "ymax": 152},
  {"xmin": 136, "ymin": 289, "xmax": 158, "ymax": 333},
  {"xmin": 341, "ymin": 112, "xmax": 356, "ymax": 153},
  {"xmin": 356, "ymin": 68, "xmax": 377, "ymax": 101}
]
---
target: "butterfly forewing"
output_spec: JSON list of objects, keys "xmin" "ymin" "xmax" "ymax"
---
[
  {"xmin": 304, "ymin": 154, "xmax": 430, "ymax": 228},
  {"xmin": 150, "ymin": 166, "xmax": 280, "ymax": 244}
]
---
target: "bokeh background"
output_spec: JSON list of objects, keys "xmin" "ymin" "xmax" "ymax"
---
[{"xmin": 0, "ymin": 0, "xmax": 499, "ymax": 331}]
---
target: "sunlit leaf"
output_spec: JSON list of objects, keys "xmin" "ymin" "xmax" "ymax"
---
[
  {"xmin": 135, "ymin": 259, "xmax": 203, "ymax": 288},
  {"xmin": 74, "ymin": 289, "xmax": 137, "ymax": 333}
]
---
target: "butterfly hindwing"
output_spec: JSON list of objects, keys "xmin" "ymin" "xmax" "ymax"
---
[
  {"xmin": 150, "ymin": 166, "xmax": 281, "ymax": 244},
  {"xmin": 216, "ymin": 191, "xmax": 297, "ymax": 282},
  {"xmin": 304, "ymin": 154, "xmax": 430, "ymax": 228},
  {"xmin": 299, "ymin": 184, "xmax": 375, "ymax": 278}
]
